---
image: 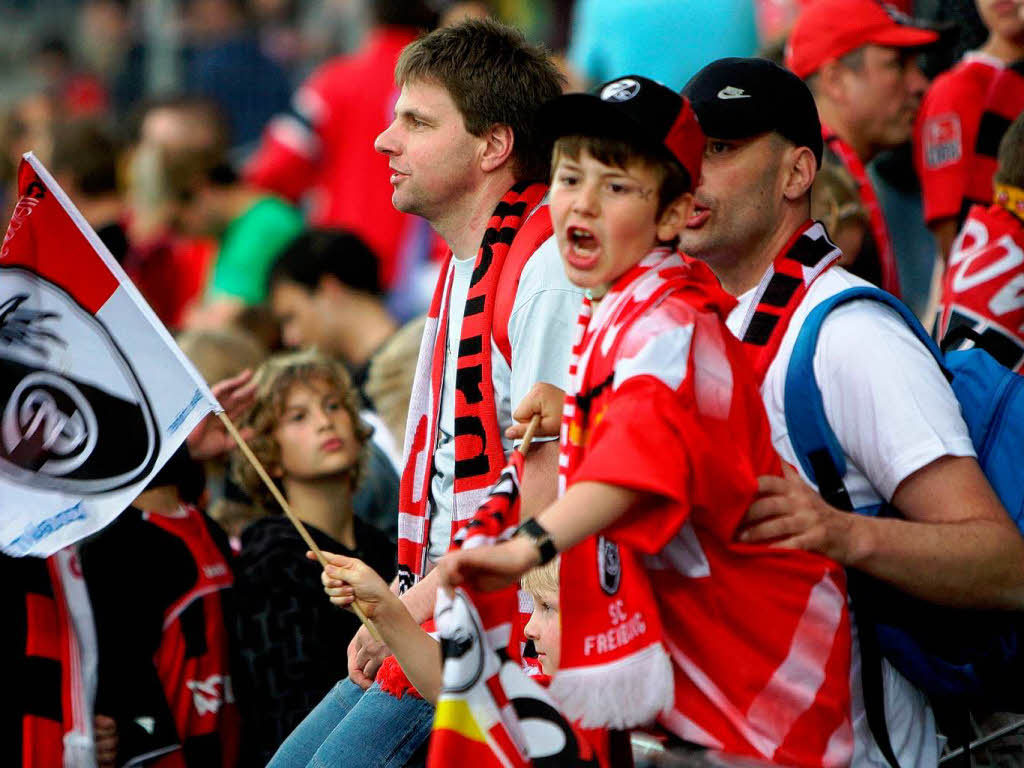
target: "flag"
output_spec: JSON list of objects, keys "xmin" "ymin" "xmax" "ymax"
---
[
  {"xmin": 429, "ymin": 588, "xmax": 608, "ymax": 768},
  {"xmin": 0, "ymin": 153, "xmax": 219, "ymax": 556},
  {"xmin": 429, "ymin": 450, "xmax": 610, "ymax": 768}
]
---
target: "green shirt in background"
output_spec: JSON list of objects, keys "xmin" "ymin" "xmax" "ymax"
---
[{"xmin": 209, "ymin": 196, "xmax": 305, "ymax": 304}]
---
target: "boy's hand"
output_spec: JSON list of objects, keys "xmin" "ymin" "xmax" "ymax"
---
[
  {"xmin": 311, "ymin": 550, "xmax": 399, "ymax": 619},
  {"xmin": 506, "ymin": 382, "xmax": 565, "ymax": 441},
  {"xmin": 738, "ymin": 463, "xmax": 857, "ymax": 564},
  {"xmin": 440, "ymin": 536, "xmax": 540, "ymax": 593},
  {"xmin": 187, "ymin": 369, "xmax": 257, "ymax": 460},
  {"xmin": 94, "ymin": 714, "xmax": 117, "ymax": 768}
]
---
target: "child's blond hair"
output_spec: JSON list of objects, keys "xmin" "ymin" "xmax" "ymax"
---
[
  {"xmin": 811, "ymin": 158, "xmax": 868, "ymax": 237},
  {"xmin": 521, "ymin": 556, "xmax": 559, "ymax": 599},
  {"xmin": 232, "ymin": 349, "xmax": 372, "ymax": 509}
]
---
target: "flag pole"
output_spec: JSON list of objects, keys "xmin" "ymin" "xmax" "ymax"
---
[
  {"xmin": 217, "ymin": 411, "xmax": 383, "ymax": 642},
  {"xmin": 517, "ymin": 414, "xmax": 542, "ymax": 456}
]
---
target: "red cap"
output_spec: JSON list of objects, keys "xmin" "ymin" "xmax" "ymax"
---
[{"xmin": 785, "ymin": 0, "xmax": 939, "ymax": 79}]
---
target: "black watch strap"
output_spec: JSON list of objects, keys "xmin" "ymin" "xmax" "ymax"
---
[{"xmin": 515, "ymin": 518, "xmax": 558, "ymax": 565}]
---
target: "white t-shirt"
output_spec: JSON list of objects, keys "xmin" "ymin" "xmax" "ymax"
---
[
  {"xmin": 727, "ymin": 266, "xmax": 975, "ymax": 768},
  {"xmin": 426, "ymin": 234, "xmax": 582, "ymax": 562}
]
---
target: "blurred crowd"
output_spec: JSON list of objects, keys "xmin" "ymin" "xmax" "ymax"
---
[{"xmin": 5, "ymin": 0, "xmax": 1024, "ymax": 766}]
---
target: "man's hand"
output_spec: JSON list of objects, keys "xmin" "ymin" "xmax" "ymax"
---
[
  {"xmin": 505, "ymin": 382, "xmax": 565, "ymax": 441},
  {"xmin": 94, "ymin": 714, "xmax": 117, "ymax": 768},
  {"xmin": 739, "ymin": 464, "xmax": 860, "ymax": 564},
  {"xmin": 346, "ymin": 624, "xmax": 392, "ymax": 690},
  {"xmin": 187, "ymin": 369, "xmax": 257, "ymax": 460},
  {"xmin": 440, "ymin": 536, "xmax": 540, "ymax": 594}
]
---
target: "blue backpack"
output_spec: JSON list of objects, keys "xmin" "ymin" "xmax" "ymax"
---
[{"xmin": 783, "ymin": 286, "xmax": 1024, "ymax": 765}]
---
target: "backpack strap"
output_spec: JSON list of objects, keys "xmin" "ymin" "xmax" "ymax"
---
[
  {"xmin": 492, "ymin": 204, "xmax": 554, "ymax": 367},
  {"xmin": 783, "ymin": 286, "xmax": 948, "ymax": 497},
  {"xmin": 783, "ymin": 286, "xmax": 948, "ymax": 768}
]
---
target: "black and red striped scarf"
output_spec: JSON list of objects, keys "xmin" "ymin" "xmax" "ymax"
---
[
  {"xmin": 396, "ymin": 181, "xmax": 547, "ymax": 591},
  {"xmin": 734, "ymin": 220, "xmax": 842, "ymax": 382},
  {"xmin": 822, "ymin": 125, "xmax": 901, "ymax": 297}
]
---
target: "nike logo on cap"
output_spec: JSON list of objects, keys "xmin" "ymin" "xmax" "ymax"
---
[{"xmin": 717, "ymin": 86, "xmax": 751, "ymax": 100}]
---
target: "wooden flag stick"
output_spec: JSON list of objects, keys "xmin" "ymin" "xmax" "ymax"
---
[
  {"xmin": 217, "ymin": 411, "xmax": 382, "ymax": 642},
  {"xmin": 517, "ymin": 413, "xmax": 542, "ymax": 456}
]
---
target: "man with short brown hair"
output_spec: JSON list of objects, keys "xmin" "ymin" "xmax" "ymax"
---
[{"xmin": 267, "ymin": 18, "xmax": 580, "ymax": 768}]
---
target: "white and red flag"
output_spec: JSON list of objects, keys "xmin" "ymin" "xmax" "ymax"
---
[
  {"xmin": 429, "ymin": 451, "xmax": 611, "ymax": 768},
  {"xmin": 0, "ymin": 153, "xmax": 218, "ymax": 556}
]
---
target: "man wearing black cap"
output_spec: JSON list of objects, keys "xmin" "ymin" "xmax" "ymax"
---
[{"xmin": 682, "ymin": 56, "xmax": 1024, "ymax": 768}]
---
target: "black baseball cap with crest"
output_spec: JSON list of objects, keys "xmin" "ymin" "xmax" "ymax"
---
[
  {"xmin": 539, "ymin": 75, "xmax": 705, "ymax": 191},
  {"xmin": 682, "ymin": 58, "xmax": 823, "ymax": 167}
]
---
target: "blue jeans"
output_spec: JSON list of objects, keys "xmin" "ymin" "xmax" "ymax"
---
[{"xmin": 268, "ymin": 678, "xmax": 435, "ymax": 768}]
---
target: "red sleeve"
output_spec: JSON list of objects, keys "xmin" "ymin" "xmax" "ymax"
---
[
  {"xmin": 915, "ymin": 71, "xmax": 984, "ymax": 224},
  {"xmin": 243, "ymin": 74, "xmax": 327, "ymax": 201}
]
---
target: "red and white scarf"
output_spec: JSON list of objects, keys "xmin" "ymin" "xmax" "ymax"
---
[
  {"xmin": 733, "ymin": 219, "xmax": 842, "ymax": 382},
  {"xmin": 396, "ymin": 181, "xmax": 548, "ymax": 591},
  {"xmin": 551, "ymin": 249, "xmax": 716, "ymax": 728},
  {"xmin": 822, "ymin": 125, "xmax": 901, "ymax": 297}
]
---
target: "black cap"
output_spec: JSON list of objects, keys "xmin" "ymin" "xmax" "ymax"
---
[
  {"xmin": 682, "ymin": 58, "xmax": 823, "ymax": 167},
  {"xmin": 539, "ymin": 75, "xmax": 705, "ymax": 190}
]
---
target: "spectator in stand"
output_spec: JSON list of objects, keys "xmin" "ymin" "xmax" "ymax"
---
[
  {"xmin": 936, "ymin": 112, "xmax": 1024, "ymax": 372},
  {"xmin": 266, "ymin": 230, "xmax": 405, "ymax": 540},
  {"xmin": 915, "ymin": 0, "xmax": 1024, "ymax": 262},
  {"xmin": 2, "ymin": 546, "xmax": 115, "ymax": 768},
  {"xmin": 49, "ymin": 119, "xmax": 129, "ymax": 264},
  {"xmin": 567, "ymin": 0, "xmax": 758, "ymax": 90},
  {"xmin": 268, "ymin": 229, "xmax": 397, "ymax": 396},
  {"xmin": 231, "ymin": 351, "xmax": 396, "ymax": 767},
  {"xmin": 244, "ymin": 0, "xmax": 437, "ymax": 294},
  {"xmin": 82, "ymin": 446, "xmax": 241, "ymax": 768},
  {"xmin": 786, "ymin": 0, "xmax": 938, "ymax": 296},
  {"xmin": 122, "ymin": 98, "xmax": 227, "ymax": 329},
  {"xmin": 32, "ymin": 37, "xmax": 108, "ymax": 118},
  {"xmin": 172, "ymin": 148, "xmax": 304, "ymax": 329},
  {"xmin": 182, "ymin": 0, "xmax": 292, "ymax": 149},
  {"xmin": 680, "ymin": 56, "xmax": 1024, "ymax": 768},
  {"xmin": 78, "ymin": 0, "xmax": 148, "ymax": 115}
]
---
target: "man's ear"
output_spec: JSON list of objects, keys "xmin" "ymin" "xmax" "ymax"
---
[
  {"xmin": 814, "ymin": 59, "xmax": 847, "ymax": 104},
  {"xmin": 480, "ymin": 123, "xmax": 515, "ymax": 173},
  {"xmin": 782, "ymin": 146, "xmax": 816, "ymax": 202},
  {"xmin": 316, "ymin": 274, "xmax": 347, "ymax": 299},
  {"xmin": 656, "ymin": 191, "xmax": 694, "ymax": 242}
]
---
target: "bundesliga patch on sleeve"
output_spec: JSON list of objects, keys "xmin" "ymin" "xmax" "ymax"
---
[{"xmin": 923, "ymin": 113, "xmax": 963, "ymax": 170}]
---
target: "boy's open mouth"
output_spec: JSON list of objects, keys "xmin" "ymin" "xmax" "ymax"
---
[{"xmin": 568, "ymin": 226, "xmax": 599, "ymax": 254}]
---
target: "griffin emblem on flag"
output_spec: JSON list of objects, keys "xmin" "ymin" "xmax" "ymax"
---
[{"xmin": 0, "ymin": 154, "xmax": 219, "ymax": 557}]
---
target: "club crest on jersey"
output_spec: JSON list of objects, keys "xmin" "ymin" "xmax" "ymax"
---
[
  {"xmin": 924, "ymin": 113, "xmax": 962, "ymax": 170},
  {"xmin": 601, "ymin": 78, "xmax": 640, "ymax": 102},
  {"xmin": 597, "ymin": 536, "xmax": 621, "ymax": 595},
  {"xmin": 0, "ymin": 269, "xmax": 160, "ymax": 494}
]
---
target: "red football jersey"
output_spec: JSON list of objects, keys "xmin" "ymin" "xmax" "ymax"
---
[
  {"xmin": 563, "ymin": 253, "xmax": 853, "ymax": 766},
  {"xmin": 915, "ymin": 54, "xmax": 1007, "ymax": 226},
  {"xmin": 938, "ymin": 204, "xmax": 1024, "ymax": 372},
  {"xmin": 244, "ymin": 27, "xmax": 420, "ymax": 288}
]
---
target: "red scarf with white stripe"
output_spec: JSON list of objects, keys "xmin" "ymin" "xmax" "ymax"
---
[
  {"xmin": 822, "ymin": 125, "xmax": 900, "ymax": 297},
  {"xmin": 552, "ymin": 249, "xmax": 701, "ymax": 728},
  {"xmin": 734, "ymin": 219, "xmax": 841, "ymax": 382},
  {"xmin": 395, "ymin": 181, "xmax": 547, "ymax": 592}
]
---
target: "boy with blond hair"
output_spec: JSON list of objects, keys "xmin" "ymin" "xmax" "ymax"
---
[{"xmin": 444, "ymin": 76, "xmax": 854, "ymax": 766}]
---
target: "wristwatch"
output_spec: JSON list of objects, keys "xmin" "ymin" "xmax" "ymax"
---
[{"xmin": 513, "ymin": 518, "xmax": 558, "ymax": 565}]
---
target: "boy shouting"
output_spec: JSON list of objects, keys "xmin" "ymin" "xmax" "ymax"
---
[{"xmin": 444, "ymin": 76, "xmax": 854, "ymax": 766}]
